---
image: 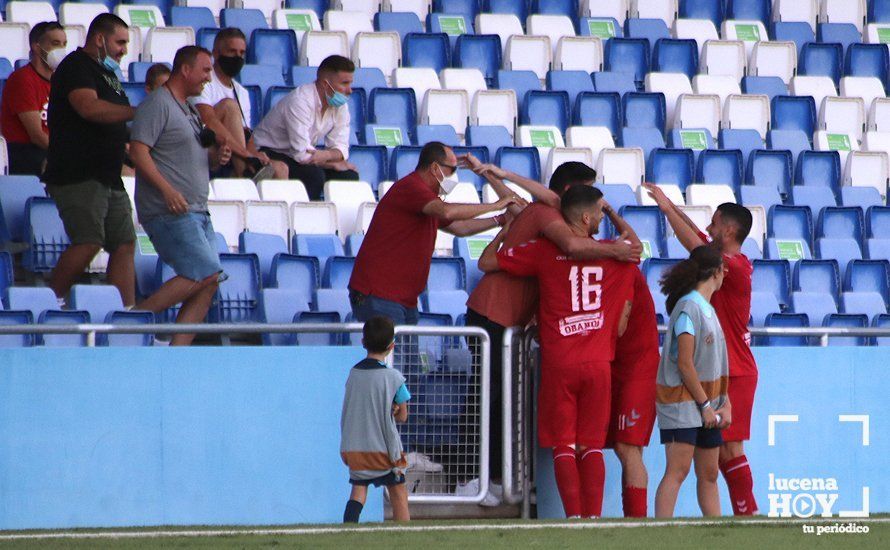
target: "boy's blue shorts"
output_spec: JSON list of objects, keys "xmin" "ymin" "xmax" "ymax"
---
[{"xmin": 349, "ymin": 471, "xmax": 406, "ymax": 487}]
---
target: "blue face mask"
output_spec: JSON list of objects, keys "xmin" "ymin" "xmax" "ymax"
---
[
  {"xmin": 325, "ymin": 80, "xmax": 348, "ymax": 108},
  {"xmin": 102, "ymin": 55, "xmax": 120, "ymax": 73}
]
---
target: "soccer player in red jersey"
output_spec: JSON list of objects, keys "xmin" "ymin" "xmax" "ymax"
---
[
  {"xmin": 607, "ymin": 267, "xmax": 659, "ymax": 517},
  {"xmin": 479, "ymin": 185, "xmax": 639, "ymax": 518},
  {"xmin": 644, "ymin": 183, "xmax": 759, "ymax": 516}
]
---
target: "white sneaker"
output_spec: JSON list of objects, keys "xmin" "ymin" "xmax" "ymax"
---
[
  {"xmin": 153, "ymin": 337, "xmax": 171, "ymax": 347},
  {"xmin": 455, "ymin": 478, "xmax": 501, "ymax": 507},
  {"xmin": 455, "ymin": 478, "xmax": 481, "ymax": 497},
  {"xmin": 406, "ymin": 452, "xmax": 444, "ymax": 473},
  {"xmin": 489, "ymin": 482, "xmax": 504, "ymax": 501}
]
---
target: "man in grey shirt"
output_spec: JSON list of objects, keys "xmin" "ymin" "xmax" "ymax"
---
[{"xmin": 129, "ymin": 45, "xmax": 232, "ymax": 346}]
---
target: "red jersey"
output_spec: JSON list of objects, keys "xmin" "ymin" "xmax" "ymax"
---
[
  {"xmin": 698, "ymin": 231, "xmax": 758, "ymax": 377},
  {"xmin": 466, "ymin": 203, "xmax": 562, "ymax": 327},
  {"xmin": 497, "ymin": 238, "xmax": 637, "ymax": 367},
  {"xmin": 349, "ymin": 172, "xmax": 450, "ymax": 308},
  {"xmin": 613, "ymin": 268, "xmax": 660, "ymax": 381},
  {"xmin": 0, "ymin": 64, "xmax": 50, "ymax": 144}
]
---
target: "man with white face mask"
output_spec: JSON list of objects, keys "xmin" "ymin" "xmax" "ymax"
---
[
  {"xmin": 349, "ymin": 142, "xmax": 521, "ymax": 324},
  {"xmin": 0, "ymin": 21, "xmax": 67, "ymax": 175}
]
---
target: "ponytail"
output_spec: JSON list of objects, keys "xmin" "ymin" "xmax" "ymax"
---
[{"xmin": 660, "ymin": 245, "xmax": 724, "ymax": 314}]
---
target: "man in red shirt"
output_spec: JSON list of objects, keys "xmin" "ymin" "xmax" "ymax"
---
[
  {"xmin": 349, "ymin": 141, "xmax": 518, "ymax": 323},
  {"xmin": 0, "ymin": 21, "xmax": 67, "ymax": 175},
  {"xmin": 644, "ymin": 183, "xmax": 758, "ymax": 516},
  {"xmin": 479, "ymin": 185, "xmax": 638, "ymax": 518}
]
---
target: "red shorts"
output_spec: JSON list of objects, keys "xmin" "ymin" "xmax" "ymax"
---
[
  {"xmin": 722, "ymin": 374, "xmax": 758, "ymax": 442},
  {"xmin": 538, "ymin": 361, "xmax": 611, "ymax": 448},
  {"xmin": 606, "ymin": 376, "xmax": 656, "ymax": 448}
]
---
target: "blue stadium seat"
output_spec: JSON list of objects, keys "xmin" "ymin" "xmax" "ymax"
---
[
  {"xmin": 696, "ymin": 149, "xmax": 744, "ymax": 195},
  {"xmin": 841, "ymin": 187, "xmax": 883, "ymax": 210},
  {"xmin": 428, "ymin": 257, "xmax": 467, "ymax": 291},
  {"xmin": 867, "ymin": 206, "xmax": 890, "ymax": 238},
  {"xmin": 315, "ymin": 288, "xmax": 351, "ymax": 319},
  {"xmin": 196, "ymin": 27, "xmax": 221, "ymax": 52},
  {"xmin": 816, "ymin": 238, "xmax": 862, "ymax": 279},
  {"xmin": 531, "ymin": 0, "xmax": 577, "ymax": 18},
  {"xmin": 0, "ymin": 251, "xmax": 10, "ymax": 300},
  {"xmin": 212, "ymin": 254, "xmax": 261, "ymax": 323},
  {"xmin": 592, "ymin": 71, "xmax": 637, "ymax": 95},
  {"xmin": 374, "ymin": 12, "xmax": 423, "ymax": 42},
  {"xmin": 0, "ymin": 175, "xmax": 45, "ymax": 244},
  {"xmin": 122, "ymin": 82, "xmax": 147, "ymax": 107},
  {"xmin": 496, "ymin": 147, "xmax": 541, "ymax": 183},
  {"xmin": 409, "ymin": 371, "xmax": 470, "ymax": 445},
  {"xmin": 547, "ymin": 70, "xmax": 595, "ymax": 109},
  {"xmin": 428, "ymin": 13, "xmax": 475, "ymax": 47},
  {"xmin": 69, "ymin": 284, "xmax": 125, "ymax": 329},
  {"xmin": 467, "ymin": 125, "xmax": 513, "ymax": 160},
  {"xmin": 670, "ymin": 128, "xmax": 715, "ymax": 158},
  {"xmin": 652, "ymin": 38, "xmax": 699, "ymax": 79},
  {"xmin": 792, "ymin": 290, "xmax": 837, "ymax": 326},
  {"xmin": 765, "ymin": 237, "xmax": 812, "ymax": 262},
  {"xmin": 369, "ymin": 88, "xmax": 417, "ymax": 143},
  {"xmin": 873, "ymin": 313, "xmax": 890, "ymax": 345},
  {"xmin": 322, "ymin": 256, "xmax": 356, "ymax": 289},
  {"xmin": 435, "ymin": 0, "xmax": 480, "ymax": 21},
  {"xmin": 129, "ymin": 61, "xmax": 168, "ymax": 83},
  {"xmin": 249, "ymin": 29, "xmax": 298, "ymax": 78},
  {"xmin": 741, "ymin": 185, "xmax": 783, "ymax": 213},
  {"xmin": 753, "ymin": 259, "xmax": 792, "ymax": 308},
  {"xmin": 5, "ymin": 287, "xmax": 57, "ymax": 321},
  {"xmin": 626, "ymin": 18, "xmax": 670, "ymax": 55},
  {"xmin": 522, "ymin": 90, "xmax": 570, "ymax": 133},
  {"xmin": 840, "ymin": 292, "xmax": 887, "ymax": 320},
  {"xmin": 771, "ymin": 22, "xmax": 814, "ymax": 58},
  {"xmin": 741, "ymin": 76, "xmax": 788, "ymax": 101},
  {"xmin": 497, "ymin": 70, "xmax": 542, "ymax": 112},
  {"xmin": 220, "ymin": 9, "xmax": 268, "ymax": 40},
  {"xmin": 727, "ymin": 0, "xmax": 771, "ymax": 25},
  {"xmin": 620, "ymin": 206, "xmax": 667, "ymax": 258},
  {"xmin": 170, "ymin": 6, "xmax": 215, "ymax": 33},
  {"xmin": 844, "ymin": 259, "xmax": 890, "ymax": 307},
  {"xmin": 771, "ymin": 96, "xmax": 817, "ymax": 139},
  {"xmin": 244, "ymin": 85, "xmax": 263, "ymax": 125},
  {"xmin": 743, "ymin": 237, "xmax": 764, "ymax": 260},
  {"xmin": 605, "ymin": 38, "xmax": 650, "ymax": 87},
  {"xmin": 643, "ymin": 258, "xmax": 680, "ymax": 301},
  {"xmin": 485, "ymin": 0, "xmax": 529, "ymax": 21},
  {"xmin": 762, "ymin": 312, "xmax": 809, "ymax": 346},
  {"xmin": 0, "ymin": 59, "xmax": 13, "ymax": 80},
  {"xmin": 260, "ymin": 288, "xmax": 310, "ymax": 345},
  {"xmin": 681, "ymin": 0, "xmax": 724, "ymax": 29},
  {"xmin": 845, "ymin": 43, "xmax": 890, "ymax": 89},
  {"xmin": 294, "ymin": 311, "xmax": 341, "ymax": 346},
  {"xmin": 424, "ymin": 290, "xmax": 470, "ymax": 323},
  {"xmin": 416, "ymin": 312, "xmax": 456, "ymax": 365},
  {"xmin": 799, "ymin": 42, "xmax": 843, "ymax": 84},
  {"xmin": 818, "ymin": 207, "xmax": 864, "ymax": 244},
  {"xmin": 769, "ymin": 204, "xmax": 814, "ymax": 247},
  {"xmin": 750, "ymin": 290, "xmax": 781, "ymax": 326},
  {"xmin": 346, "ymin": 233, "xmax": 364, "ymax": 256},
  {"xmin": 793, "ymin": 259, "xmax": 841, "ymax": 305},
  {"xmin": 599, "ymin": 184, "xmax": 638, "ymax": 213},
  {"xmin": 622, "ymin": 92, "xmax": 665, "ymax": 132},
  {"xmin": 239, "ymin": 64, "xmax": 286, "ymax": 97},
  {"xmin": 348, "ymin": 145, "xmax": 387, "ymax": 192},
  {"xmin": 823, "ymin": 313, "xmax": 869, "ymax": 346},
  {"xmin": 872, "ymin": 0, "xmax": 890, "ymax": 23},
  {"xmin": 100, "ymin": 311, "xmax": 154, "ymax": 347},
  {"xmin": 719, "ymin": 129, "xmax": 763, "ymax": 166},
  {"xmin": 0, "ymin": 310, "xmax": 33, "ymax": 348},
  {"xmin": 665, "ymin": 236, "xmax": 688, "ymax": 259},
  {"xmin": 352, "ymin": 67, "xmax": 387, "ymax": 91},
  {"xmin": 270, "ymin": 254, "xmax": 319, "ymax": 305},
  {"xmin": 416, "ymin": 125, "xmax": 459, "ymax": 146},
  {"xmin": 290, "ymin": 66, "xmax": 317, "ymax": 87},
  {"xmin": 795, "ymin": 151, "xmax": 841, "ymax": 198},
  {"xmin": 817, "ymin": 23, "xmax": 862, "ymax": 55},
  {"xmin": 867, "ymin": 239, "xmax": 890, "ymax": 261},
  {"xmin": 293, "ymin": 234, "xmax": 344, "ymax": 270},
  {"xmin": 263, "ymin": 85, "xmax": 294, "ymax": 114},
  {"xmin": 22, "ymin": 197, "xmax": 69, "ymax": 273},
  {"xmin": 347, "ymin": 87, "xmax": 367, "ymax": 145},
  {"xmin": 453, "ymin": 235, "xmax": 492, "ymax": 291},
  {"xmin": 452, "ymin": 146, "xmax": 490, "ymax": 188},
  {"xmin": 389, "ymin": 145, "xmax": 423, "ymax": 180},
  {"xmin": 791, "ymin": 187, "xmax": 835, "ymax": 218},
  {"xmin": 286, "ymin": 0, "xmax": 328, "ymax": 17},
  {"xmin": 622, "ymin": 128, "xmax": 665, "ymax": 163},
  {"xmin": 649, "ymin": 148, "xmax": 695, "ymax": 193},
  {"xmin": 454, "ymin": 34, "xmax": 502, "ymax": 85},
  {"xmin": 574, "ymin": 92, "xmax": 622, "ymax": 139},
  {"xmin": 39, "ymin": 310, "xmax": 89, "ymax": 348},
  {"xmin": 580, "ymin": 17, "xmax": 624, "ymax": 39},
  {"xmin": 766, "ymin": 130, "xmax": 811, "ymax": 165},
  {"xmin": 403, "ymin": 32, "xmax": 450, "ymax": 72},
  {"xmin": 239, "ymin": 232, "xmax": 288, "ymax": 288},
  {"xmin": 746, "ymin": 149, "xmax": 792, "ymax": 196}
]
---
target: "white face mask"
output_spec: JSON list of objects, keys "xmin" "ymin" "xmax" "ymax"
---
[
  {"xmin": 43, "ymin": 47, "xmax": 66, "ymax": 71},
  {"xmin": 436, "ymin": 164, "xmax": 460, "ymax": 195}
]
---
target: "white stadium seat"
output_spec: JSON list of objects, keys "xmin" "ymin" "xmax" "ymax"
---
[
  {"xmin": 245, "ymin": 200, "xmax": 290, "ymax": 241},
  {"xmin": 119, "ymin": 27, "xmax": 142, "ymax": 82},
  {"xmin": 840, "ymin": 77, "xmax": 885, "ymax": 112},
  {"xmin": 207, "ymin": 200, "xmax": 246, "ymax": 251},
  {"xmin": 272, "ymin": 9, "xmax": 322, "ymax": 44},
  {"xmin": 476, "ymin": 14, "xmax": 524, "ymax": 55},
  {"xmin": 723, "ymin": 94, "xmax": 770, "ymax": 139},
  {"xmin": 440, "ymin": 68, "xmax": 487, "ymax": 100},
  {"xmin": 582, "ymin": 0, "xmax": 630, "ymax": 26},
  {"xmin": 774, "ymin": 0, "xmax": 818, "ymax": 31},
  {"xmin": 747, "ymin": 205, "xmax": 767, "ymax": 248},
  {"xmin": 686, "ymin": 184, "xmax": 736, "ymax": 212},
  {"xmin": 377, "ymin": 180, "xmax": 395, "ymax": 198},
  {"xmin": 814, "ymin": 130, "xmax": 859, "ymax": 167},
  {"xmin": 634, "ymin": 0, "xmax": 678, "ymax": 27},
  {"xmin": 865, "ymin": 23, "xmax": 890, "ymax": 44},
  {"xmin": 596, "ymin": 148, "xmax": 645, "ymax": 190},
  {"xmin": 721, "ymin": 19, "xmax": 768, "ymax": 61},
  {"xmin": 820, "ymin": 0, "xmax": 866, "ymax": 33},
  {"xmin": 692, "ymin": 74, "xmax": 741, "ymax": 109},
  {"xmin": 59, "ymin": 3, "xmax": 109, "ymax": 29},
  {"xmin": 544, "ymin": 147, "xmax": 594, "ymax": 183},
  {"xmin": 334, "ymin": 0, "xmax": 380, "ymax": 17},
  {"xmin": 290, "ymin": 201, "xmax": 338, "ymax": 234},
  {"xmin": 442, "ymin": 183, "xmax": 481, "ymax": 204},
  {"xmin": 637, "ymin": 183, "xmax": 684, "ymax": 206},
  {"xmin": 504, "ymin": 35, "xmax": 551, "ymax": 80},
  {"xmin": 393, "ymin": 67, "xmax": 441, "ymax": 114},
  {"xmin": 565, "ymin": 126, "xmax": 616, "ymax": 165},
  {"xmin": 482, "ymin": 182, "xmax": 533, "ymax": 204},
  {"xmin": 863, "ymin": 131, "xmax": 890, "ymax": 157},
  {"xmin": 324, "ymin": 10, "xmax": 373, "ymax": 49},
  {"xmin": 357, "ymin": 201, "xmax": 376, "ymax": 233},
  {"xmin": 240, "ymin": 0, "xmax": 281, "ymax": 20},
  {"xmin": 472, "ymin": 90, "xmax": 517, "ymax": 136},
  {"xmin": 424, "ymin": 89, "xmax": 470, "ymax": 137},
  {"xmin": 211, "ymin": 178, "xmax": 261, "ymax": 201},
  {"xmin": 527, "ymin": 14, "xmax": 575, "ymax": 58},
  {"xmin": 820, "ymin": 96, "xmax": 866, "ymax": 141},
  {"xmin": 6, "ymin": 1, "xmax": 56, "ymax": 28},
  {"xmin": 257, "ymin": 180, "xmax": 310, "ymax": 205},
  {"xmin": 673, "ymin": 204, "xmax": 712, "ymax": 234},
  {"xmin": 383, "ymin": 0, "xmax": 431, "ymax": 24},
  {"xmin": 0, "ymin": 23, "xmax": 30, "ymax": 66},
  {"xmin": 790, "ymin": 76, "xmax": 837, "ymax": 115},
  {"xmin": 183, "ymin": 0, "xmax": 225, "ymax": 19},
  {"xmin": 869, "ymin": 98, "xmax": 890, "ymax": 132},
  {"xmin": 673, "ymin": 18, "xmax": 719, "ymax": 55},
  {"xmin": 324, "ymin": 180, "xmax": 376, "ymax": 237},
  {"xmin": 701, "ymin": 40, "xmax": 746, "ymax": 82},
  {"xmin": 516, "ymin": 125, "xmax": 565, "ymax": 160},
  {"xmin": 144, "ymin": 27, "xmax": 196, "ymax": 64},
  {"xmin": 675, "ymin": 94, "xmax": 721, "ymax": 136},
  {"xmin": 115, "ymin": 4, "xmax": 166, "ymax": 42},
  {"xmin": 750, "ymin": 40, "xmax": 797, "ymax": 84},
  {"xmin": 63, "ymin": 26, "xmax": 86, "ymax": 56},
  {"xmin": 555, "ymin": 37, "xmax": 603, "ymax": 72},
  {"xmin": 353, "ymin": 32, "xmax": 400, "ymax": 83},
  {"xmin": 844, "ymin": 151, "xmax": 890, "ymax": 199},
  {"xmin": 645, "ymin": 72, "xmax": 693, "ymax": 129},
  {"xmin": 301, "ymin": 31, "xmax": 349, "ymax": 66}
]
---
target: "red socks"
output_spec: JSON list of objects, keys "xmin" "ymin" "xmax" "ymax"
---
[
  {"xmin": 622, "ymin": 486, "xmax": 647, "ymax": 518},
  {"xmin": 578, "ymin": 448, "xmax": 605, "ymax": 518},
  {"xmin": 552, "ymin": 445, "xmax": 581, "ymax": 517},
  {"xmin": 721, "ymin": 455, "xmax": 758, "ymax": 515}
]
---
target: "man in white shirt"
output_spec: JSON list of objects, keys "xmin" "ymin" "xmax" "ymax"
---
[
  {"xmin": 192, "ymin": 27, "xmax": 284, "ymax": 179},
  {"xmin": 252, "ymin": 55, "xmax": 359, "ymax": 200}
]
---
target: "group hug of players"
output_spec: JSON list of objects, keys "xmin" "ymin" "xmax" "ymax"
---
[{"xmin": 473, "ymin": 161, "xmax": 759, "ymax": 519}]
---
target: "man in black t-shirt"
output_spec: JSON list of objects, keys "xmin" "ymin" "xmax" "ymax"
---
[{"xmin": 44, "ymin": 13, "xmax": 137, "ymax": 307}]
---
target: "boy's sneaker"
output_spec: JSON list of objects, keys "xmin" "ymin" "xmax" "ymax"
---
[
  {"xmin": 455, "ymin": 478, "xmax": 501, "ymax": 507},
  {"xmin": 251, "ymin": 164, "xmax": 277, "ymax": 183},
  {"xmin": 406, "ymin": 452, "xmax": 443, "ymax": 473}
]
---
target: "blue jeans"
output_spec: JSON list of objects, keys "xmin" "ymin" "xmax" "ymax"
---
[{"xmin": 349, "ymin": 289, "xmax": 418, "ymax": 325}]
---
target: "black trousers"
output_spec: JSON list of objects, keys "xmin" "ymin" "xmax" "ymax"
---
[
  {"xmin": 261, "ymin": 148, "xmax": 359, "ymax": 201},
  {"xmin": 7, "ymin": 142, "xmax": 46, "ymax": 177},
  {"xmin": 465, "ymin": 307, "xmax": 506, "ymax": 483}
]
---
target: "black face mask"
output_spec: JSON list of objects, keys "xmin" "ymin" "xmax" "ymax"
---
[{"xmin": 218, "ymin": 55, "xmax": 245, "ymax": 78}]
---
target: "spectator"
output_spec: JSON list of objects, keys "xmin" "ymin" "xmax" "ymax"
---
[
  {"xmin": 253, "ymin": 55, "xmax": 359, "ymax": 200},
  {"xmin": 0, "ymin": 21, "xmax": 67, "ymax": 176},
  {"xmin": 129, "ymin": 46, "xmax": 232, "ymax": 346},
  {"xmin": 44, "ymin": 13, "xmax": 136, "ymax": 307},
  {"xmin": 349, "ymin": 141, "xmax": 519, "ymax": 324},
  {"xmin": 144, "ymin": 63, "xmax": 170, "ymax": 93},
  {"xmin": 192, "ymin": 28, "xmax": 281, "ymax": 180}
]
